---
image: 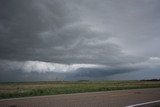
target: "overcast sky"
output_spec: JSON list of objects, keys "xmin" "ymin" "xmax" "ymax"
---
[{"xmin": 0, "ymin": 0, "xmax": 160, "ymax": 82}]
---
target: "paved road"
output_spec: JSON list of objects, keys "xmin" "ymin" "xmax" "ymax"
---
[{"xmin": 0, "ymin": 88, "xmax": 160, "ymax": 107}]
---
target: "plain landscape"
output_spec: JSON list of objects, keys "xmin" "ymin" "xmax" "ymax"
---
[
  {"xmin": 0, "ymin": 80, "xmax": 160, "ymax": 99},
  {"xmin": 0, "ymin": 0, "xmax": 160, "ymax": 107}
]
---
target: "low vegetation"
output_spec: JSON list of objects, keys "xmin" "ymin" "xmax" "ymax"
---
[{"xmin": 0, "ymin": 80, "xmax": 160, "ymax": 99}]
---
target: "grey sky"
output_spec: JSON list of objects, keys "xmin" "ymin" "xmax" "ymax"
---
[{"xmin": 0, "ymin": 0, "xmax": 160, "ymax": 81}]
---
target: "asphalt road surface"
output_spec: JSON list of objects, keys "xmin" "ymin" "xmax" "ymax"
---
[{"xmin": 0, "ymin": 88, "xmax": 160, "ymax": 107}]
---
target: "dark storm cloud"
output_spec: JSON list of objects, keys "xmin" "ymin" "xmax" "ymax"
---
[
  {"xmin": 68, "ymin": 68, "xmax": 137, "ymax": 80},
  {"xmin": 0, "ymin": 69, "xmax": 65, "ymax": 82},
  {"xmin": 0, "ymin": 0, "xmax": 160, "ymax": 81},
  {"xmin": 0, "ymin": 0, "xmax": 146, "ymax": 64},
  {"xmin": 0, "ymin": 0, "xmax": 71, "ymax": 61}
]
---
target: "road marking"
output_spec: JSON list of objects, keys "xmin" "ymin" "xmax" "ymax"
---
[{"xmin": 126, "ymin": 100, "xmax": 160, "ymax": 107}]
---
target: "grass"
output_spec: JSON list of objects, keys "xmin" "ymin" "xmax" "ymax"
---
[{"xmin": 0, "ymin": 80, "xmax": 160, "ymax": 99}]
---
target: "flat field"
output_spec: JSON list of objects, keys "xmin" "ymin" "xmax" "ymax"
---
[{"xmin": 0, "ymin": 80, "xmax": 160, "ymax": 99}]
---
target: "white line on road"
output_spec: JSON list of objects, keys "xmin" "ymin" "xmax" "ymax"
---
[{"xmin": 126, "ymin": 100, "xmax": 160, "ymax": 107}]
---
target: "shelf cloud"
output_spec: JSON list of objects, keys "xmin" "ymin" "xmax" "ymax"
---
[{"xmin": 0, "ymin": 0, "xmax": 160, "ymax": 81}]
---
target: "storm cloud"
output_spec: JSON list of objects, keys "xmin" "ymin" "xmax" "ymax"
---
[{"xmin": 0, "ymin": 0, "xmax": 160, "ymax": 81}]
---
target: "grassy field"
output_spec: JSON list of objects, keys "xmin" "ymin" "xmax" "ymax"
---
[{"xmin": 0, "ymin": 80, "xmax": 160, "ymax": 99}]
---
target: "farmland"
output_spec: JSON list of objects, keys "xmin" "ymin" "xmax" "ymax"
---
[{"xmin": 0, "ymin": 80, "xmax": 160, "ymax": 99}]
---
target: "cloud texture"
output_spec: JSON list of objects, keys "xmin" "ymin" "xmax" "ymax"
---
[{"xmin": 0, "ymin": 0, "xmax": 160, "ymax": 81}]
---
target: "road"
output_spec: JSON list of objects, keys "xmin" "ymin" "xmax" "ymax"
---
[{"xmin": 0, "ymin": 88, "xmax": 160, "ymax": 107}]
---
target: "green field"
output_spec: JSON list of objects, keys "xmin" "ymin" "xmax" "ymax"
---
[{"xmin": 0, "ymin": 80, "xmax": 160, "ymax": 99}]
